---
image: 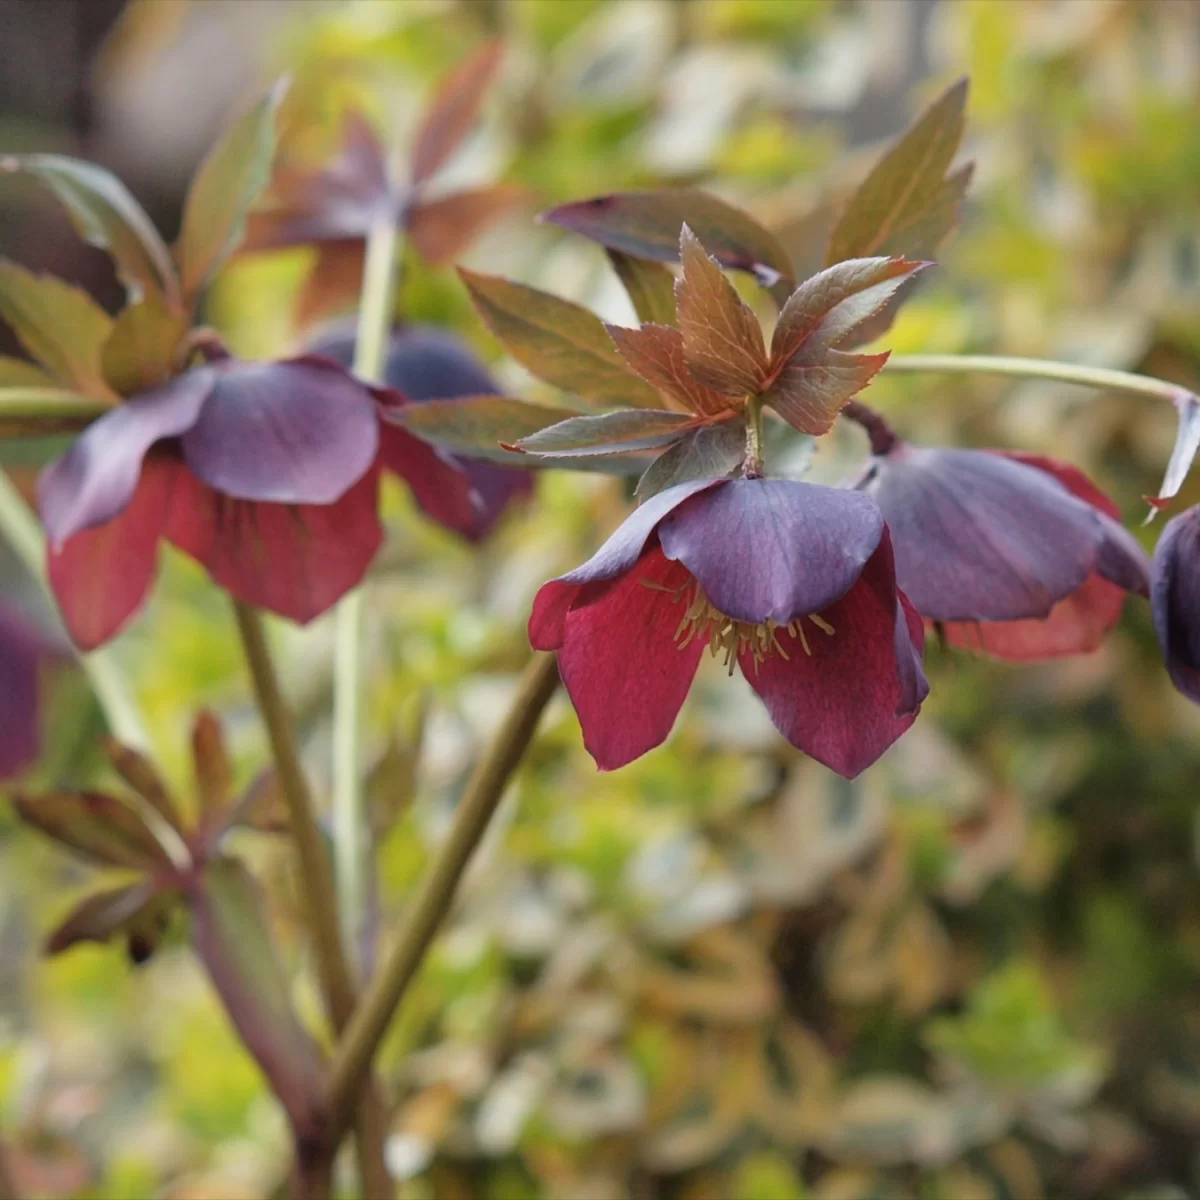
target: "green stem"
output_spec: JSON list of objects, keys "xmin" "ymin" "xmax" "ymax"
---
[
  {"xmin": 882, "ymin": 353, "xmax": 1191, "ymax": 404},
  {"xmin": 0, "ymin": 470, "xmax": 148, "ymax": 751},
  {"xmin": 325, "ymin": 651, "xmax": 560, "ymax": 1143},
  {"xmin": 332, "ymin": 213, "xmax": 401, "ymax": 971},
  {"xmin": 743, "ymin": 396, "xmax": 765, "ymax": 477}
]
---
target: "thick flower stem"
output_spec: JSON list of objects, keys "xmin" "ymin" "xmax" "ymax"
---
[
  {"xmin": 0, "ymin": 469, "xmax": 148, "ymax": 751},
  {"xmin": 231, "ymin": 601, "xmax": 390, "ymax": 1200},
  {"xmin": 324, "ymin": 650, "xmax": 561, "ymax": 1144},
  {"xmin": 882, "ymin": 353, "xmax": 1192, "ymax": 405},
  {"xmin": 332, "ymin": 213, "xmax": 401, "ymax": 973},
  {"xmin": 842, "ymin": 400, "xmax": 898, "ymax": 455}
]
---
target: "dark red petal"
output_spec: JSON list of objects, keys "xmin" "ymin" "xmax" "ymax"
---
[
  {"xmin": 375, "ymin": 416, "xmax": 483, "ymax": 538},
  {"xmin": 941, "ymin": 571, "xmax": 1126, "ymax": 660},
  {"xmin": 740, "ymin": 539, "xmax": 927, "ymax": 778},
  {"xmin": 166, "ymin": 467, "xmax": 382, "ymax": 624},
  {"xmin": 38, "ymin": 369, "xmax": 213, "ymax": 546},
  {"xmin": 1151, "ymin": 506, "xmax": 1200, "ymax": 702},
  {"xmin": 179, "ymin": 357, "xmax": 379, "ymax": 505},
  {"xmin": 47, "ymin": 456, "xmax": 179, "ymax": 649},
  {"xmin": 659, "ymin": 478, "xmax": 884, "ymax": 624},
  {"xmin": 555, "ymin": 547, "xmax": 704, "ymax": 770}
]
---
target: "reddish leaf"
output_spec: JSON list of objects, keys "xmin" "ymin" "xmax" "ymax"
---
[
  {"xmin": 676, "ymin": 226, "xmax": 767, "ymax": 398},
  {"xmin": 1, "ymin": 154, "xmax": 179, "ymax": 306},
  {"xmin": 635, "ymin": 418, "xmax": 746, "ymax": 500},
  {"xmin": 606, "ymin": 322, "xmax": 732, "ymax": 415},
  {"xmin": 295, "ymin": 241, "xmax": 365, "ymax": 329},
  {"xmin": 44, "ymin": 881, "xmax": 166, "ymax": 956},
  {"xmin": 543, "ymin": 188, "xmax": 796, "ymax": 300},
  {"xmin": 459, "ymin": 269, "xmax": 660, "ymax": 407},
  {"xmin": 192, "ymin": 710, "xmax": 233, "ymax": 826},
  {"xmin": 764, "ymin": 349, "xmax": 888, "ymax": 436},
  {"xmin": 100, "ymin": 293, "xmax": 189, "ymax": 396},
  {"xmin": 14, "ymin": 790, "xmax": 172, "ymax": 869},
  {"xmin": 411, "ymin": 38, "xmax": 505, "ymax": 185},
  {"xmin": 514, "ymin": 408, "xmax": 698, "ymax": 458},
  {"xmin": 826, "ymin": 78, "xmax": 970, "ymax": 265},
  {"xmin": 178, "ymin": 79, "xmax": 288, "ymax": 303},
  {"xmin": 103, "ymin": 739, "xmax": 185, "ymax": 835},
  {"xmin": 0, "ymin": 262, "xmax": 114, "ymax": 397},
  {"xmin": 607, "ymin": 251, "xmax": 677, "ymax": 326},
  {"xmin": 407, "ymin": 184, "xmax": 525, "ymax": 264}
]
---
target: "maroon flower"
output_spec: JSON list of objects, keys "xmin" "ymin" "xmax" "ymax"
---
[
  {"xmin": 862, "ymin": 444, "xmax": 1149, "ymax": 659},
  {"xmin": 39, "ymin": 354, "xmax": 476, "ymax": 649},
  {"xmin": 529, "ymin": 478, "xmax": 928, "ymax": 778},
  {"xmin": 308, "ymin": 325, "xmax": 533, "ymax": 541},
  {"xmin": 1151, "ymin": 505, "xmax": 1200, "ymax": 703}
]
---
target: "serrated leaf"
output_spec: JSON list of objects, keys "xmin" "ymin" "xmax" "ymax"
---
[
  {"xmin": 100, "ymin": 293, "xmax": 189, "ymax": 395},
  {"xmin": 459, "ymin": 270, "xmax": 660, "ymax": 407},
  {"xmin": 188, "ymin": 858, "xmax": 326, "ymax": 1129},
  {"xmin": 411, "ymin": 38, "xmax": 505, "ymax": 186},
  {"xmin": 676, "ymin": 226, "xmax": 767, "ymax": 398},
  {"xmin": 514, "ymin": 408, "xmax": 697, "ymax": 457},
  {"xmin": 764, "ymin": 349, "xmax": 888, "ymax": 436},
  {"xmin": 103, "ymin": 738, "xmax": 185, "ymax": 835},
  {"xmin": 636, "ymin": 418, "xmax": 745, "ymax": 500},
  {"xmin": 0, "ymin": 356, "xmax": 55, "ymax": 388},
  {"xmin": 607, "ymin": 251, "xmax": 677, "ymax": 326},
  {"xmin": 178, "ymin": 78, "xmax": 288, "ymax": 303},
  {"xmin": 395, "ymin": 397, "xmax": 652, "ymax": 475},
  {"xmin": 0, "ymin": 262, "xmax": 114, "ymax": 396},
  {"xmin": 0, "ymin": 388, "xmax": 108, "ymax": 437},
  {"xmin": 407, "ymin": 185, "xmax": 525, "ymax": 265},
  {"xmin": 2, "ymin": 154, "xmax": 179, "ymax": 306},
  {"xmin": 44, "ymin": 881, "xmax": 163, "ymax": 956},
  {"xmin": 606, "ymin": 322, "xmax": 731, "ymax": 415},
  {"xmin": 826, "ymin": 78, "xmax": 970, "ymax": 265},
  {"xmin": 14, "ymin": 790, "xmax": 171, "ymax": 870},
  {"xmin": 544, "ymin": 188, "xmax": 796, "ymax": 301},
  {"xmin": 192, "ymin": 709, "xmax": 232, "ymax": 825}
]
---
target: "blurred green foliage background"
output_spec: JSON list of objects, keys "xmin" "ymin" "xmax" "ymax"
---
[{"xmin": 1, "ymin": 1, "xmax": 1200, "ymax": 1196}]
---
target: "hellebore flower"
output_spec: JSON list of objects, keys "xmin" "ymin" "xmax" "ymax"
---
[
  {"xmin": 862, "ymin": 444, "xmax": 1150, "ymax": 659},
  {"xmin": 1151, "ymin": 505, "xmax": 1200, "ymax": 702},
  {"xmin": 39, "ymin": 354, "xmax": 476, "ymax": 649},
  {"xmin": 529, "ymin": 478, "xmax": 928, "ymax": 778},
  {"xmin": 308, "ymin": 325, "xmax": 533, "ymax": 540}
]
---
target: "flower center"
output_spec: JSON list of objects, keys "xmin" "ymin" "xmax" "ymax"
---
[{"xmin": 643, "ymin": 576, "xmax": 835, "ymax": 674}]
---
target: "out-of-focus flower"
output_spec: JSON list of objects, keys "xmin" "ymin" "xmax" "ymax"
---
[
  {"xmin": 38, "ymin": 352, "xmax": 476, "ymax": 649},
  {"xmin": 1151, "ymin": 505, "xmax": 1200, "ymax": 703},
  {"xmin": 0, "ymin": 601, "xmax": 60, "ymax": 779},
  {"xmin": 862, "ymin": 445, "xmax": 1149, "ymax": 659},
  {"xmin": 529, "ymin": 477, "xmax": 927, "ymax": 778},
  {"xmin": 309, "ymin": 325, "xmax": 534, "ymax": 541}
]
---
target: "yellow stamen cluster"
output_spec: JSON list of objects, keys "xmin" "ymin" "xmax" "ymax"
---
[{"xmin": 643, "ymin": 576, "xmax": 836, "ymax": 674}]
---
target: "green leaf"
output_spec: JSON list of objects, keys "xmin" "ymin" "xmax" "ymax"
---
[
  {"xmin": 0, "ymin": 261, "xmax": 114, "ymax": 395},
  {"xmin": 100, "ymin": 293, "xmax": 189, "ymax": 396},
  {"xmin": 544, "ymin": 188, "xmax": 796, "ymax": 302},
  {"xmin": 177, "ymin": 78, "xmax": 288, "ymax": 304},
  {"xmin": 14, "ymin": 790, "xmax": 172, "ymax": 870},
  {"xmin": 188, "ymin": 858, "xmax": 327, "ymax": 1129},
  {"xmin": 1, "ymin": 154, "xmax": 179, "ymax": 305},
  {"xmin": 607, "ymin": 321, "xmax": 735, "ymax": 416},
  {"xmin": 0, "ymin": 388, "xmax": 107, "ymax": 438},
  {"xmin": 607, "ymin": 250, "xmax": 677, "ymax": 326},
  {"xmin": 676, "ymin": 226, "xmax": 767, "ymax": 397},
  {"xmin": 191, "ymin": 710, "xmax": 233, "ymax": 827},
  {"xmin": 459, "ymin": 270, "xmax": 660, "ymax": 407},
  {"xmin": 44, "ymin": 881, "xmax": 166, "ymax": 956},
  {"xmin": 636, "ymin": 418, "xmax": 745, "ymax": 500},
  {"xmin": 0, "ymin": 356, "xmax": 55, "ymax": 388},
  {"xmin": 826, "ymin": 78, "xmax": 970, "ymax": 265},
  {"xmin": 514, "ymin": 408, "xmax": 698, "ymax": 457}
]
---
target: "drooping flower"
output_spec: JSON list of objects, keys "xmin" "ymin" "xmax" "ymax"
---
[
  {"xmin": 308, "ymin": 325, "xmax": 533, "ymax": 540},
  {"xmin": 1151, "ymin": 505, "xmax": 1200, "ymax": 703},
  {"xmin": 861, "ymin": 443, "xmax": 1150, "ymax": 659},
  {"xmin": 39, "ymin": 353, "xmax": 476, "ymax": 649},
  {"xmin": 529, "ymin": 478, "xmax": 928, "ymax": 778}
]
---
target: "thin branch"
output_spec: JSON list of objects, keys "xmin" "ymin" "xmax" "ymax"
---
[{"xmin": 325, "ymin": 651, "xmax": 561, "ymax": 1141}]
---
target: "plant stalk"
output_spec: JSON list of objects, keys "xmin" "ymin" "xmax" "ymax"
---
[
  {"xmin": 743, "ymin": 396, "xmax": 765, "ymax": 477},
  {"xmin": 0, "ymin": 469, "xmax": 148, "ymax": 750},
  {"xmin": 325, "ymin": 650, "xmax": 561, "ymax": 1142},
  {"xmin": 882, "ymin": 353, "xmax": 1191, "ymax": 404},
  {"xmin": 332, "ymin": 213, "xmax": 401, "ymax": 972}
]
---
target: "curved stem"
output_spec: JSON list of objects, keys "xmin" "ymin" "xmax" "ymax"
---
[
  {"xmin": 332, "ymin": 213, "xmax": 401, "ymax": 973},
  {"xmin": 882, "ymin": 353, "xmax": 1191, "ymax": 404},
  {"xmin": 0, "ymin": 469, "xmax": 148, "ymax": 750},
  {"xmin": 325, "ymin": 650, "xmax": 560, "ymax": 1143},
  {"xmin": 841, "ymin": 400, "xmax": 898, "ymax": 455}
]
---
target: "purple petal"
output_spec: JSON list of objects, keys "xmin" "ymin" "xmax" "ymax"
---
[
  {"xmin": 39, "ymin": 368, "xmax": 213, "ymax": 547},
  {"xmin": 179, "ymin": 356, "xmax": 379, "ymax": 504},
  {"xmin": 1152, "ymin": 506, "xmax": 1200, "ymax": 702},
  {"xmin": 657, "ymin": 478, "xmax": 885, "ymax": 625}
]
